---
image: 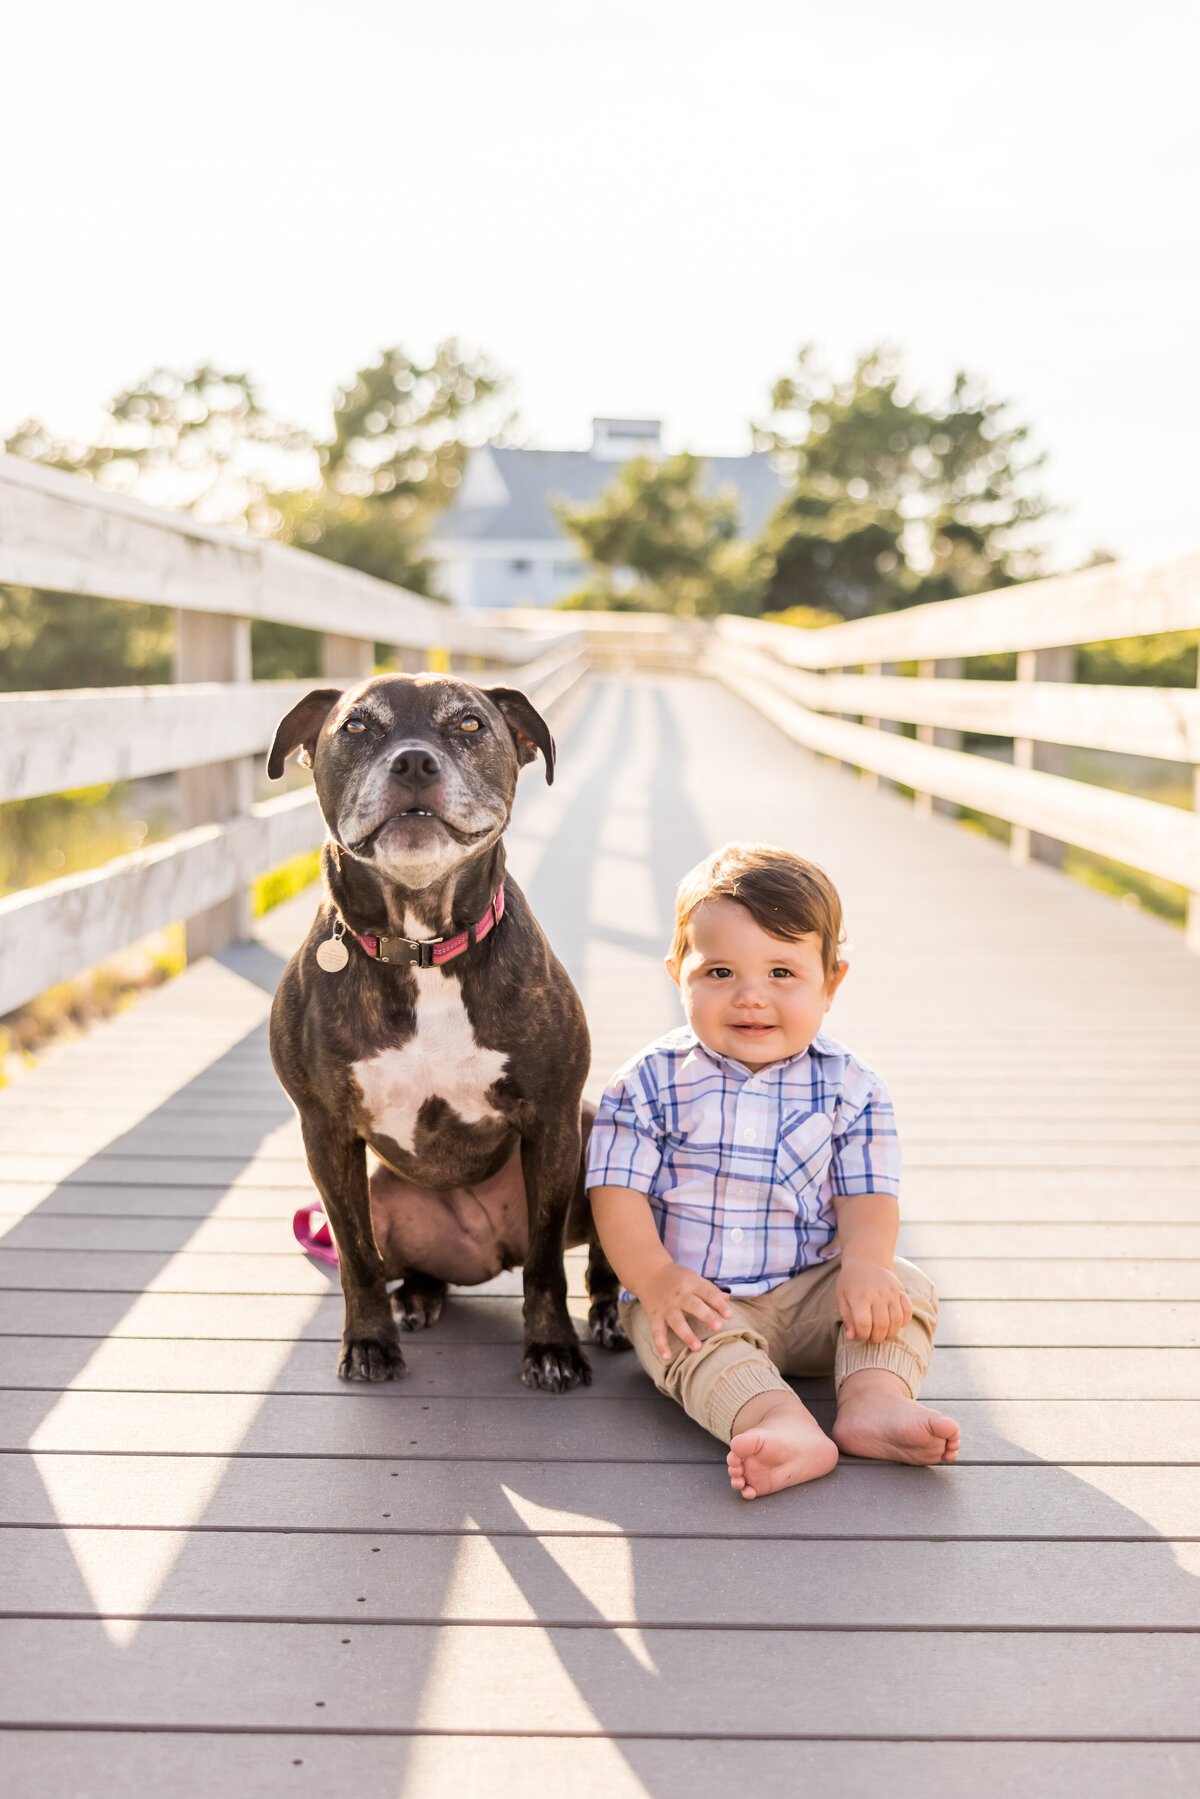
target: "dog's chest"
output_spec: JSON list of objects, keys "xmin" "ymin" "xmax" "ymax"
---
[{"xmin": 351, "ymin": 966, "xmax": 508, "ymax": 1154}]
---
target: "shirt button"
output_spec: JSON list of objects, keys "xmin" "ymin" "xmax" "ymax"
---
[
  {"xmin": 742, "ymin": 1128, "xmax": 757, "ymax": 1142},
  {"xmin": 730, "ymin": 1227, "xmax": 744, "ymax": 1243}
]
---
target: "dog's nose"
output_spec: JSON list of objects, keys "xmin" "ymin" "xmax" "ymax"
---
[{"xmin": 389, "ymin": 744, "xmax": 442, "ymax": 789}]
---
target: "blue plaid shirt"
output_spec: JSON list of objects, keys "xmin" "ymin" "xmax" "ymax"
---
[{"xmin": 586, "ymin": 1026, "xmax": 901, "ymax": 1298}]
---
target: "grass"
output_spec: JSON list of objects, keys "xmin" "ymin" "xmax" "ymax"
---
[
  {"xmin": 0, "ymin": 783, "xmax": 170, "ymax": 900},
  {"xmin": 1060, "ymin": 850, "xmax": 1186, "ymax": 924},
  {"xmin": 0, "ymin": 926, "xmax": 187, "ymax": 1087},
  {"xmin": 252, "ymin": 848, "xmax": 323, "ymax": 917}
]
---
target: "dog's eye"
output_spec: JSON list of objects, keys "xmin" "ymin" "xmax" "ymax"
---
[
  {"xmin": 342, "ymin": 718, "xmax": 367, "ymax": 734},
  {"xmin": 459, "ymin": 716, "xmax": 482, "ymax": 733}
]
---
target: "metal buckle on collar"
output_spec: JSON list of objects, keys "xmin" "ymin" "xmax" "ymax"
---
[{"xmin": 378, "ymin": 935, "xmax": 441, "ymax": 969}]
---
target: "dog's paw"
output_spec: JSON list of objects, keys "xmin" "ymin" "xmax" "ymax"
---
[
  {"xmin": 588, "ymin": 1299, "xmax": 632, "ymax": 1352},
  {"xmin": 391, "ymin": 1280, "xmax": 446, "ymax": 1332},
  {"xmin": 521, "ymin": 1340, "xmax": 592, "ymax": 1393},
  {"xmin": 339, "ymin": 1336, "xmax": 406, "ymax": 1382}
]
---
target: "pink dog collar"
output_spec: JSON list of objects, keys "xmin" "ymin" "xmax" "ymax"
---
[{"xmin": 350, "ymin": 883, "xmax": 505, "ymax": 971}]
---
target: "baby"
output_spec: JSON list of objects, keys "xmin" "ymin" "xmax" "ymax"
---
[{"xmin": 588, "ymin": 841, "xmax": 960, "ymax": 1499}]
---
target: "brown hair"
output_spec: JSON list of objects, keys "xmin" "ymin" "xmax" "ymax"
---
[{"xmin": 670, "ymin": 842, "xmax": 845, "ymax": 978}]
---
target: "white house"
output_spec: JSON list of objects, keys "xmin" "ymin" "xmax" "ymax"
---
[{"xmin": 429, "ymin": 418, "xmax": 786, "ymax": 610}]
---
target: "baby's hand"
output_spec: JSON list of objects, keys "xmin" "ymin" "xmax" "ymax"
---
[
  {"xmin": 638, "ymin": 1263, "xmax": 733, "ymax": 1362},
  {"xmin": 837, "ymin": 1258, "xmax": 913, "ymax": 1344}
]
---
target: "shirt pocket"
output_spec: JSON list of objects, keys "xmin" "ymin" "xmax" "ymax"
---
[
  {"xmin": 775, "ymin": 1111, "xmax": 835, "ymax": 1205},
  {"xmin": 661, "ymin": 1098, "xmax": 727, "ymax": 1177}
]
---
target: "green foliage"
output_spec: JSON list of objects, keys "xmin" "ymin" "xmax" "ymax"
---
[
  {"xmin": 760, "ymin": 605, "xmax": 842, "ymax": 631},
  {"xmin": 249, "ymin": 621, "xmax": 323, "ymax": 681},
  {"xmin": 0, "ymin": 925, "xmax": 186, "ymax": 1081},
  {"xmin": 271, "ymin": 339, "xmax": 510, "ymax": 593},
  {"xmin": 1061, "ymin": 848, "xmax": 1186, "ymax": 925},
  {"xmin": 9, "ymin": 344, "xmax": 509, "ymax": 606},
  {"xmin": 757, "ymin": 346, "xmax": 1052, "ymax": 619},
  {"xmin": 0, "ymin": 784, "xmax": 165, "ymax": 900},
  {"xmin": 6, "ymin": 366, "xmax": 311, "ymax": 528},
  {"xmin": 557, "ymin": 587, "xmax": 654, "ymax": 613},
  {"xmin": 0, "ymin": 588, "xmax": 172, "ymax": 692},
  {"xmin": 554, "ymin": 453, "xmax": 766, "ymax": 617},
  {"xmin": 1077, "ymin": 631, "xmax": 1197, "ymax": 688},
  {"xmin": 252, "ymin": 848, "xmax": 322, "ymax": 916}
]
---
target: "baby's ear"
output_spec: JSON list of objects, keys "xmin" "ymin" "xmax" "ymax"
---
[{"xmin": 664, "ymin": 954, "xmax": 681, "ymax": 990}]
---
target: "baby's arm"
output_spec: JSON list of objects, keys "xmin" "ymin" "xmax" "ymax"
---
[
  {"xmin": 834, "ymin": 1191, "xmax": 913, "ymax": 1343},
  {"xmin": 591, "ymin": 1185, "xmax": 732, "ymax": 1361}
]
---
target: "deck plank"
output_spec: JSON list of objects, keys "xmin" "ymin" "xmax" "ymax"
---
[
  {"xmin": 4, "ymin": 1336, "xmax": 1200, "ymax": 1399},
  {"xmin": 6, "ymin": 1737, "xmax": 1200, "ymax": 1799},
  {"xmin": 4, "ymin": 1620, "xmax": 1200, "ymax": 1736},
  {"xmin": 13, "ymin": 1390, "xmax": 1200, "ymax": 1462},
  {"xmin": 6, "ymin": 1530, "xmax": 1200, "ymax": 1628},
  {"xmin": 5, "ymin": 1454, "xmax": 1199, "ymax": 1537}
]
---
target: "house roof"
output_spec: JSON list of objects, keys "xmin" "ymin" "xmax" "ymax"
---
[{"xmin": 433, "ymin": 445, "xmax": 787, "ymax": 547}]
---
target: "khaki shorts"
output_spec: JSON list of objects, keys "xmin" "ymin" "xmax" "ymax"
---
[{"xmin": 619, "ymin": 1255, "xmax": 938, "ymax": 1444}]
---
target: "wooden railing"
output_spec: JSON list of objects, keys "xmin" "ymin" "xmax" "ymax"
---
[
  {"xmin": 4, "ymin": 453, "xmax": 1199, "ymax": 1022},
  {"xmin": 706, "ymin": 552, "xmax": 1200, "ymax": 950},
  {"xmin": 0, "ymin": 457, "xmax": 587, "ymax": 1015}
]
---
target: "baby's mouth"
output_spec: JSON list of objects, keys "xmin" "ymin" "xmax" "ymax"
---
[{"xmin": 731, "ymin": 1022, "xmax": 776, "ymax": 1034}]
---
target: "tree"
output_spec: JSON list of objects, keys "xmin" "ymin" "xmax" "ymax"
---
[
  {"xmin": 555, "ymin": 452, "xmax": 765, "ymax": 617},
  {"xmin": 756, "ymin": 346, "xmax": 1052, "ymax": 619},
  {"xmin": 0, "ymin": 588, "xmax": 172, "ymax": 693},
  {"xmin": 5, "ymin": 342, "xmax": 512, "ymax": 680},
  {"xmin": 7, "ymin": 341, "xmax": 511, "ymax": 595},
  {"xmin": 270, "ymin": 339, "xmax": 511, "ymax": 592},
  {"xmin": 6, "ymin": 365, "xmax": 312, "ymax": 529}
]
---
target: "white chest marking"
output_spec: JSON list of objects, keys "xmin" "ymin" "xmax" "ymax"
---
[{"xmin": 351, "ymin": 966, "xmax": 508, "ymax": 1154}]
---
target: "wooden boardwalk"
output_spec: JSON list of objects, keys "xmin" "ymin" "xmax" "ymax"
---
[{"xmin": 3, "ymin": 670, "xmax": 1200, "ymax": 1796}]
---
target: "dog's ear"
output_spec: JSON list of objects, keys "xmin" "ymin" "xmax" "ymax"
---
[
  {"xmin": 267, "ymin": 688, "xmax": 344, "ymax": 780},
  {"xmin": 487, "ymin": 686, "xmax": 556, "ymax": 785}
]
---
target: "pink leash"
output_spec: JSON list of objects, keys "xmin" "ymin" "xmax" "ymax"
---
[{"xmin": 293, "ymin": 1205, "xmax": 339, "ymax": 1268}]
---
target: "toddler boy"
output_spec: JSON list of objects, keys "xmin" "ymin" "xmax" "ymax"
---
[{"xmin": 587, "ymin": 842, "xmax": 959, "ymax": 1499}]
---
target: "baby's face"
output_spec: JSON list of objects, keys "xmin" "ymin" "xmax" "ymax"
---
[{"xmin": 667, "ymin": 898, "xmax": 846, "ymax": 1068}]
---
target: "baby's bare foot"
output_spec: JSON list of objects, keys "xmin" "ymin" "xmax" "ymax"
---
[
  {"xmin": 833, "ymin": 1369, "xmax": 959, "ymax": 1465},
  {"xmin": 726, "ymin": 1392, "xmax": 838, "ymax": 1500}
]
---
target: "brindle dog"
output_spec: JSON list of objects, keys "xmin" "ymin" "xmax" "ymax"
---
[{"xmin": 266, "ymin": 673, "xmax": 627, "ymax": 1391}]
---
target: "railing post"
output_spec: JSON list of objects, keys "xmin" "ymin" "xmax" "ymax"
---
[
  {"xmin": 321, "ymin": 635, "xmax": 375, "ymax": 683},
  {"xmin": 860, "ymin": 664, "xmax": 881, "ymax": 790},
  {"xmin": 914, "ymin": 658, "xmax": 963, "ymax": 818},
  {"xmin": 1011, "ymin": 646, "xmax": 1075, "ymax": 867},
  {"xmin": 175, "ymin": 610, "xmax": 253, "ymax": 960}
]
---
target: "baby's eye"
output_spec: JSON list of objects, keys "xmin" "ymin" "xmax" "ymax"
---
[
  {"xmin": 707, "ymin": 966, "xmax": 733, "ymax": 980},
  {"xmin": 769, "ymin": 967, "xmax": 795, "ymax": 979}
]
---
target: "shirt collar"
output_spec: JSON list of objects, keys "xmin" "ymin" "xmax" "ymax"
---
[{"xmin": 684, "ymin": 1028, "xmax": 836, "ymax": 1081}]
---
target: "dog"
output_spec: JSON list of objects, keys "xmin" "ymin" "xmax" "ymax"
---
[{"xmin": 266, "ymin": 671, "xmax": 627, "ymax": 1391}]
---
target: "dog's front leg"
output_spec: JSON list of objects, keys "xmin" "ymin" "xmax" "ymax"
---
[
  {"xmin": 301, "ymin": 1117, "xmax": 405, "ymax": 1383},
  {"xmin": 519, "ymin": 1118, "xmax": 591, "ymax": 1393}
]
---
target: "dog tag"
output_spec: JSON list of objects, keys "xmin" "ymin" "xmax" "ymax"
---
[{"xmin": 316, "ymin": 932, "xmax": 349, "ymax": 973}]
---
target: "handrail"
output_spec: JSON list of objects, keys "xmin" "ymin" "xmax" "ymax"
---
[
  {"xmin": 706, "ymin": 553, "xmax": 1200, "ymax": 953},
  {"xmin": 715, "ymin": 552, "xmax": 1200, "ymax": 666},
  {"xmin": 3, "ymin": 445, "xmax": 1198, "ymax": 1016},
  {"xmin": 0, "ymin": 646, "xmax": 587, "ymax": 1016},
  {"xmin": 725, "ymin": 649, "xmax": 1200, "ymax": 764},
  {"xmin": 0, "ymin": 637, "xmax": 589, "ymax": 805},
  {"xmin": 715, "ymin": 645, "xmax": 1200, "ymax": 894},
  {"xmin": 0, "ymin": 458, "xmax": 594, "ymax": 1013},
  {"xmin": 0, "ymin": 455, "xmax": 560, "ymax": 662}
]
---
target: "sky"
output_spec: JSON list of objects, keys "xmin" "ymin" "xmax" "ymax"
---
[{"xmin": 2, "ymin": 0, "xmax": 1197, "ymax": 569}]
